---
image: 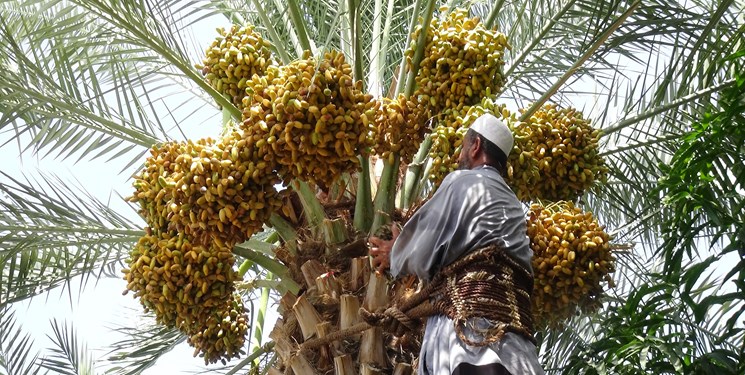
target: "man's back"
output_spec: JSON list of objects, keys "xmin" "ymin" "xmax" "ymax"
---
[{"xmin": 391, "ymin": 165, "xmax": 532, "ymax": 281}]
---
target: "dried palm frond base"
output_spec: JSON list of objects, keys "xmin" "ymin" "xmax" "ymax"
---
[{"xmin": 270, "ymin": 232, "xmax": 422, "ymax": 375}]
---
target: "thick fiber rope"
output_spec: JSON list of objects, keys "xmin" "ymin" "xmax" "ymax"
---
[
  {"xmin": 432, "ymin": 246, "xmax": 535, "ymax": 346},
  {"xmin": 299, "ymin": 303, "xmax": 437, "ymax": 352},
  {"xmin": 299, "ymin": 245, "xmax": 534, "ymax": 352}
]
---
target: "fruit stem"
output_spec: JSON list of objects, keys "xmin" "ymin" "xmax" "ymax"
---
[
  {"xmin": 393, "ymin": 0, "xmax": 424, "ymax": 96},
  {"xmin": 221, "ymin": 107, "xmax": 235, "ymax": 135},
  {"xmin": 416, "ymin": 156, "xmax": 435, "ymax": 197},
  {"xmin": 403, "ymin": 0, "xmax": 438, "ymax": 98},
  {"xmin": 368, "ymin": 0, "xmax": 391, "ymax": 96},
  {"xmin": 291, "ymin": 180, "xmax": 327, "ymax": 236},
  {"xmin": 371, "ymin": 0, "xmax": 436, "ymax": 231},
  {"xmin": 354, "ymin": 156, "xmax": 374, "ymax": 232},
  {"xmin": 484, "ymin": 0, "xmax": 507, "ymax": 29},
  {"xmin": 287, "ymin": 0, "xmax": 314, "ymax": 53},
  {"xmin": 370, "ymin": 155, "xmax": 400, "ymax": 234},
  {"xmin": 323, "ymin": 218, "xmax": 349, "ymax": 245},
  {"xmin": 249, "ymin": 272, "xmax": 272, "ymax": 362},
  {"xmin": 268, "ymin": 214, "xmax": 297, "ymax": 254},
  {"xmin": 238, "ymin": 259, "xmax": 254, "ymax": 277},
  {"xmin": 348, "ymin": 0, "xmax": 365, "ymax": 85},
  {"xmin": 402, "ymin": 134, "xmax": 433, "ymax": 208},
  {"xmin": 232, "ymin": 245, "xmax": 300, "ymax": 294}
]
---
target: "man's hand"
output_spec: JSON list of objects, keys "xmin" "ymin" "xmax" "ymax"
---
[{"xmin": 368, "ymin": 224, "xmax": 401, "ymax": 273}]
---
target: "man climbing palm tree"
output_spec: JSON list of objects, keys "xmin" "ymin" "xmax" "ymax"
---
[{"xmin": 369, "ymin": 113, "xmax": 544, "ymax": 375}]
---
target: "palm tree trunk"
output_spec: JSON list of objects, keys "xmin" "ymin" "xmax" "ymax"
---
[{"xmin": 269, "ymin": 218, "xmax": 420, "ymax": 374}]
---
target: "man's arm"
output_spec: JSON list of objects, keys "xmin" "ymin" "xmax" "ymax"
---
[
  {"xmin": 368, "ymin": 224, "xmax": 400, "ymax": 273},
  {"xmin": 367, "ymin": 173, "xmax": 466, "ymax": 278},
  {"xmin": 389, "ymin": 172, "xmax": 477, "ymax": 280}
]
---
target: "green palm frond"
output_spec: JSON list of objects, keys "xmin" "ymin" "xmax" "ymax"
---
[
  {"xmin": 377, "ymin": 0, "xmax": 422, "ymax": 95},
  {"xmin": 472, "ymin": 0, "xmax": 742, "ymax": 122},
  {"xmin": 596, "ymin": 76, "xmax": 741, "ymax": 249},
  {"xmin": 0, "ymin": 0, "xmax": 743, "ymax": 373},
  {"xmin": 0, "ymin": 307, "xmax": 43, "ymax": 375},
  {"xmin": 69, "ymin": 0, "xmax": 239, "ymax": 117},
  {"xmin": 38, "ymin": 319, "xmax": 95, "ymax": 375},
  {"xmin": 538, "ymin": 251, "xmax": 744, "ymax": 374},
  {"xmin": 0, "ymin": 3, "xmax": 163, "ymax": 154},
  {"xmin": 0, "ymin": 1, "xmax": 227, "ymax": 168},
  {"xmin": 555, "ymin": 264, "xmax": 744, "ymax": 374},
  {"xmin": 105, "ymin": 312, "xmax": 184, "ymax": 375},
  {"xmin": 540, "ymin": 45, "xmax": 745, "ymax": 373},
  {"xmin": 0, "ymin": 172, "xmax": 142, "ymax": 306},
  {"xmin": 586, "ymin": 21, "xmax": 740, "ymax": 246},
  {"xmin": 366, "ymin": 0, "xmax": 387, "ymax": 94},
  {"xmin": 238, "ymin": 0, "xmax": 420, "ymax": 96}
]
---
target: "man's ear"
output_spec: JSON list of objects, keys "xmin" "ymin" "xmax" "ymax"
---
[{"xmin": 471, "ymin": 135, "xmax": 482, "ymax": 157}]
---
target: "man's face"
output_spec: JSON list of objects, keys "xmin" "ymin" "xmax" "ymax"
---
[{"xmin": 457, "ymin": 135, "xmax": 474, "ymax": 170}]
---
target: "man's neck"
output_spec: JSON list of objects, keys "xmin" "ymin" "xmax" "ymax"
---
[
  {"xmin": 471, "ymin": 164, "xmax": 502, "ymax": 176},
  {"xmin": 470, "ymin": 162, "xmax": 490, "ymax": 170}
]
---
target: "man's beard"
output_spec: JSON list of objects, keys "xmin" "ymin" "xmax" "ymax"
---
[{"xmin": 457, "ymin": 155, "xmax": 471, "ymax": 170}]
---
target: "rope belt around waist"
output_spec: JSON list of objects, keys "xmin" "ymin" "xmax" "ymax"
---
[{"xmin": 429, "ymin": 244, "xmax": 535, "ymax": 346}]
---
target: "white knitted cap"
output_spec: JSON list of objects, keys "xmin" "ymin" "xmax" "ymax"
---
[{"xmin": 470, "ymin": 113, "xmax": 513, "ymax": 157}]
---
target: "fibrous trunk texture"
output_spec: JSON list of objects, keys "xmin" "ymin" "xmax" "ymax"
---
[{"xmin": 271, "ymin": 230, "xmax": 421, "ymax": 374}]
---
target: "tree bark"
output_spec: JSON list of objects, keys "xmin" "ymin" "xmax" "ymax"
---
[
  {"xmin": 289, "ymin": 353, "xmax": 318, "ymax": 375},
  {"xmin": 334, "ymin": 355, "xmax": 356, "ymax": 375},
  {"xmin": 293, "ymin": 294, "xmax": 323, "ymax": 340},
  {"xmin": 350, "ymin": 256, "xmax": 370, "ymax": 291},
  {"xmin": 301, "ymin": 259, "xmax": 327, "ymax": 289}
]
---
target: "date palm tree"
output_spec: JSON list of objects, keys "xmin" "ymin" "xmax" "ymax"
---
[{"xmin": 1, "ymin": 0, "xmax": 743, "ymax": 374}]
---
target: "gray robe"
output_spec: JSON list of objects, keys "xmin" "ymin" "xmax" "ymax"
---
[{"xmin": 390, "ymin": 165, "xmax": 544, "ymax": 375}]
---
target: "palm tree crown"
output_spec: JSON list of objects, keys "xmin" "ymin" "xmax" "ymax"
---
[{"xmin": 1, "ymin": 0, "xmax": 743, "ymax": 374}]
